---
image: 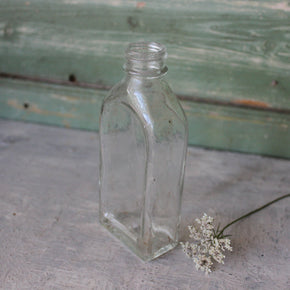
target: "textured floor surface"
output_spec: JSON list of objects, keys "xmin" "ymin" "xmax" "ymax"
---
[{"xmin": 0, "ymin": 120, "xmax": 289, "ymax": 289}]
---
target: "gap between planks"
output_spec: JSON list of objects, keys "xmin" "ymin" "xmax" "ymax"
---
[{"xmin": 1, "ymin": 72, "xmax": 290, "ymax": 115}]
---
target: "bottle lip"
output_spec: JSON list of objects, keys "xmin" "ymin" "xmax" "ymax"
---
[
  {"xmin": 123, "ymin": 65, "xmax": 168, "ymax": 78},
  {"xmin": 124, "ymin": 41, "xmax": 168, "ymax": 78},
  {"xmin": 125, "ymin": 41, "xmax": 167, "ymax": 61}
]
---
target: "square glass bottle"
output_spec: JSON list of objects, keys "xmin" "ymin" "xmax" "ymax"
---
[{"xmin": 99, "ymin": 42, "xmax": 188, "ymax": 261}]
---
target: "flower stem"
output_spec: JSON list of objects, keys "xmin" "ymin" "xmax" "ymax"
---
[{"xmin": 217, "ymin": 193, "xmax": 290, "ymax": 238}]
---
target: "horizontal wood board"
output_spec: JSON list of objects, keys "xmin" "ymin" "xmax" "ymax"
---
[
  {"xmin": 1, "ymin": 78, "xmax": 289, "ymax": 158},
  {"xmin": 0, "ymin": 0, "xmax": 290, "ymax": 109}
]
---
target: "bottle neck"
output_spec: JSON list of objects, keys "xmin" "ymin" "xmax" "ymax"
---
[{"xmin": 123, "ymin": 42, "xmax": 168, "ymax": 79}]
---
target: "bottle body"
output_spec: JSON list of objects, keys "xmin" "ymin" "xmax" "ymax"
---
[{"xmin": 99, "ymin": 42, "xmax": 188, "ymax": 261}]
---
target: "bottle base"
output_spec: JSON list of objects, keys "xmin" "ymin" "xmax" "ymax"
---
[{"xmin": 100, "ymin": 213, "xmax": 178, "ymax": 261}]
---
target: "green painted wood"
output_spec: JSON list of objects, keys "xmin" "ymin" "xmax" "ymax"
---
[
  {"xmin": 0, "ymin": 0, "xmax": 290, "ymax": 110},
  {"xmin": 185, "ymin": 102, "xmax": 290, "ymax": 159},
  {"xmin": 0, "ymin": 79, "xmax": 106, "ymax": 131},
  {"xmin": 1, "ymin": 78, "xmax": 289, "ymax": 158}
]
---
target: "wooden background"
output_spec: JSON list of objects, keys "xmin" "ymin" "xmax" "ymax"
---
[{"xmin": 0, "ymin": 0, "xmax": 290, "ymax": 157}]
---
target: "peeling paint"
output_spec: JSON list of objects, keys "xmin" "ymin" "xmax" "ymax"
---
[
  {"xmin": 7, "ymin": 99, "xmax": 76, "ymax": 118},
  {"xmin": 281, "ymin": 124, "xmax": 288, "ymax": 129},
  {"xmin": 136, "ymin": 2, "xmax": 146, "ymax": 9},
  {"xmin": 268, "ymin": 2, "xmax": 290, "ymax": 12},
  {"xmin": 234, "ymin": 99, "xmax": 270, "ymax": 108},
  {"xmin": 51, "ymin": 94, "xmax": 81, "ymax": 103},
  {"xmin": 62, "ymin": 120, "xmax": 71, "ymax": 128},
  {"xmin": 184, "ymin": 108, "xmax": 266, "ymax": 125},
  {"xmin": 206, "ymin": 112, "xmax": 265, "ymax": 125}
]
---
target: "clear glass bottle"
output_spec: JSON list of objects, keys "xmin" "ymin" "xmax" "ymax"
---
[{"xmin": 99, "ymin": 41, "xmax": 188, "ymax": 261}]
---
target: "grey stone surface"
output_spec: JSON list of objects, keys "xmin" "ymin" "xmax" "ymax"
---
[{"xmin": 0, "ymin": 120, "xmax": 289, "ymax": 289}]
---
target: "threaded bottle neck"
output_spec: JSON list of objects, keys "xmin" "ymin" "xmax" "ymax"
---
[{"xmin": 124, "ymin": 42, "xmax": 168, "ymax": 78}]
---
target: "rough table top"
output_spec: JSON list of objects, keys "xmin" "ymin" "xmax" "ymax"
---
[{"xmin": 0, "ymin": 120, "xmax": 289, "ymax": 289}]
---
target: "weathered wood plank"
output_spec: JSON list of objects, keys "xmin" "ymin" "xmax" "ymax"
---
[
  {"xmin": 0, "ymin": 120, "xmax": 289, "ymax": 289},
  {"xmin": 0, "ymin": 0, "xmax": 289, "ymax": 109},
  {"xmin": 0, "ymin": 79, "xmax": 106, "ymax": 131},
  {"xmin": 1, "ymin": 78, "xmax": 289, "ymax": 158}
]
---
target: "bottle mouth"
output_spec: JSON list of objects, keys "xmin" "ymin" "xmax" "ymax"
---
[
  {"xmin": 126, "ymin": 41, "xmax": 167, "ymax": 61},
  {"xmin": 124, "ymin": 41, "xmax": 168, "ymax": 78}
]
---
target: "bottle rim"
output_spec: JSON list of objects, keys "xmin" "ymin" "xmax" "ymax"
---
[
  {"xmin": 124, "ymin": 41, "xmax": 168, "ymax": 77},
  {"xmin": 126, "ymin": 41, "xmax": 167, "ymax": 61}
]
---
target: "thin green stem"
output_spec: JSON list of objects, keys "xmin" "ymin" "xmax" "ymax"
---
[{"xmin": 217, "ymin": 193, "xmax": 290, "ymax": 238}]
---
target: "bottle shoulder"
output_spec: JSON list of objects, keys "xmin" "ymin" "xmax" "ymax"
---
[
  {"xmin": 102, "ymin": 77, "xmax": 187, "ymax": 129},
  {"xmin": 103, "ymin": 80, "xmax": 127, "ymax": 104},
  {"xmin": 104, "ymin": 78, "xmax": 175, "ymax": 103}
]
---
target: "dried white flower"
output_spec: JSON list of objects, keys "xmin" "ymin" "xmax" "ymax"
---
[
  {"xmin": 193, "ymin": 254, "xmax": 213, "ymax": 274},
  {"xmin": 181, "ymin": 213, "xmax": 232, "ymax": 274},
  {"xmin": 219, "ymin": 238, "xmax": 233, "ymax": 251},
  {"xmin": 181, "ymin": 194, "xmax": 290, "ymax": 274}
]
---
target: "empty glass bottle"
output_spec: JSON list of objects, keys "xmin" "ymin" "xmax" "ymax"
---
[{"xmin": 99, "ymin": 41, "xmax": 188, "ymax": 261}]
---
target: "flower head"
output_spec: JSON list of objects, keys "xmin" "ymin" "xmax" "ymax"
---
[
  {"xmin": 181, "ymin": 213, "xmax": 232, "ymax": 274},
  {"xmin": 181, "ymin": 194, "xmax": 290, "ymax": 274},
  {"xmin": 193, "ymin": 254, "xmax": 213, "ymax": 274}
]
